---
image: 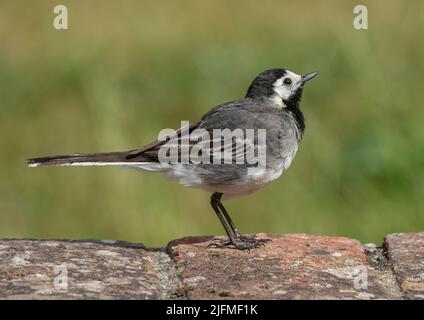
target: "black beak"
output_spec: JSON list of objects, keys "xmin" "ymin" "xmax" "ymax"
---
[{"xmin": 301, "ymin": 71, "xmax": 319, "ymax": 83}]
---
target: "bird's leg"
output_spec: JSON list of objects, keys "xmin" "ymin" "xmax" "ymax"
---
[
  {"xmin": 208, "ymin": 192, "xmax": 270, "ymax": 250},
  {"xmin": 208, "ymin": 192, "xmax": 236, "ymax": 248},
  {"xmin": 217, "ymin": 201, "xmax": 241, "ymax": 238}
]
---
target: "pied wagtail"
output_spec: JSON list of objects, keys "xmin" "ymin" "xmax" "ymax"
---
[{"xmin": 27, "ymin": 68, "xmax": 318, "ymax": 250}]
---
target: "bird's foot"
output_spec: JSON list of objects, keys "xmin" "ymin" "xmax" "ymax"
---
[
  {"xmin": 237, "ymin": 234, "xmax": 272, "ymax": 246},
  {"xmin": 206, "ymin": 235, "xmax": 271, "ymax": 251},
  {"xmin": 206, "ymin": 238, "xmax": 233, "ymax": 249}
]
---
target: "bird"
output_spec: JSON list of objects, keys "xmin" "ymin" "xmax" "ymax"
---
[{"xmin": 26, "ymin": 68, "xmax": 318, "ymax": 250}]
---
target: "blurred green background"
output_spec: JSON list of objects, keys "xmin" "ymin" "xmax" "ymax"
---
[{"xmin": 1, "ymin": 1, "xmax": 423, "ymax": 247}]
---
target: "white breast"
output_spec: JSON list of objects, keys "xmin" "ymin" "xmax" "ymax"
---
[
  {"xmin": 254, "ymin": 146, "xmax": 298, "ymax": 185},
  {"xmin": 206, "ymin": 147, "xmax": 298, "ymax": 200}
]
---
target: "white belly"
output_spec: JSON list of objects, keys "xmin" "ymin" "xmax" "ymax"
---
[{"xmin": 165, "ymin": 147, "xmax": 298, "ymax": 200}]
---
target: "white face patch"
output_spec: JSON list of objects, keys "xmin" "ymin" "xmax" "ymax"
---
[{"xmin": 271, "ymin": 70, "xmax": 303, "ymax": 106}]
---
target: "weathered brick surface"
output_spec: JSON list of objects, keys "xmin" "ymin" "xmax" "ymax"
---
[
  {"xmin": 384, "ymin": 232, "xmax": 424, "ymax": 299},
  {"xmin": 0, "ymin": 232, "xmax": 423, "ymax": 299},
  {"xmin": 168, "ymin": 233, "xmax": 401, "ymax": 299},
  {"xmin": 0, "ymin": 240, "xmax": 180, "ymax": 299}
]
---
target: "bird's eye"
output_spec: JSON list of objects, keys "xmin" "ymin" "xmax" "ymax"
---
[{"xmin": 283, "ymin": 78, "xmax": 292, "ymax": 85}]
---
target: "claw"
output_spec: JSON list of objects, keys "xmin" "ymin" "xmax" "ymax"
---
[
  {"xmin": 206, "ymin": 238, "xmax": 232, "ymax": 249},
  {"xmin": 238, "ymin": 235, "xmax": 271, "ymax": 246},
  {"xmin": 206, "ymin": 235, "xmax": 271, "ymax": 251}
]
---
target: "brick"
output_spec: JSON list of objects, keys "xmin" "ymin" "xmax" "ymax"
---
[
  {"xmin": 384, "ymin": 232, "xmax": 424, "ymax": 299},
  {"xmin": 2, "ymin": 233, "xmax": 422, "ymax": 300},
  {"xmin": 0, "ymin": 240, "xmax": 180, "ymax": 299},
  {"xmin": 168, "ymin": 233, "xmax": 401, "ymax": 299}
]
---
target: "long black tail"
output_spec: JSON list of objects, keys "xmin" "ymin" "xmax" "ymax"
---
[{"xmin": 26, "ymin": 151, "xmax": 150, "ymax": 167}]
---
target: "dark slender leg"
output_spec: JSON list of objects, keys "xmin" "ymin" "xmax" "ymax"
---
[
  {"xmin": 208, "ymin": 192, "xmax": 270, "ymax": 250},
  {"xmin": 217, "ymin": 201, "xmax": 241, "ymax": 238},
  {"xmin": 210, "ymin": 192, "xmax": 236, "ymax": 241}
]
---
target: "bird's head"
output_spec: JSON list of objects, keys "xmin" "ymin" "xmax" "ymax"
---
[{"xmin": 245, "ymin": 68, "xmax": 318, "ymax": 109}]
